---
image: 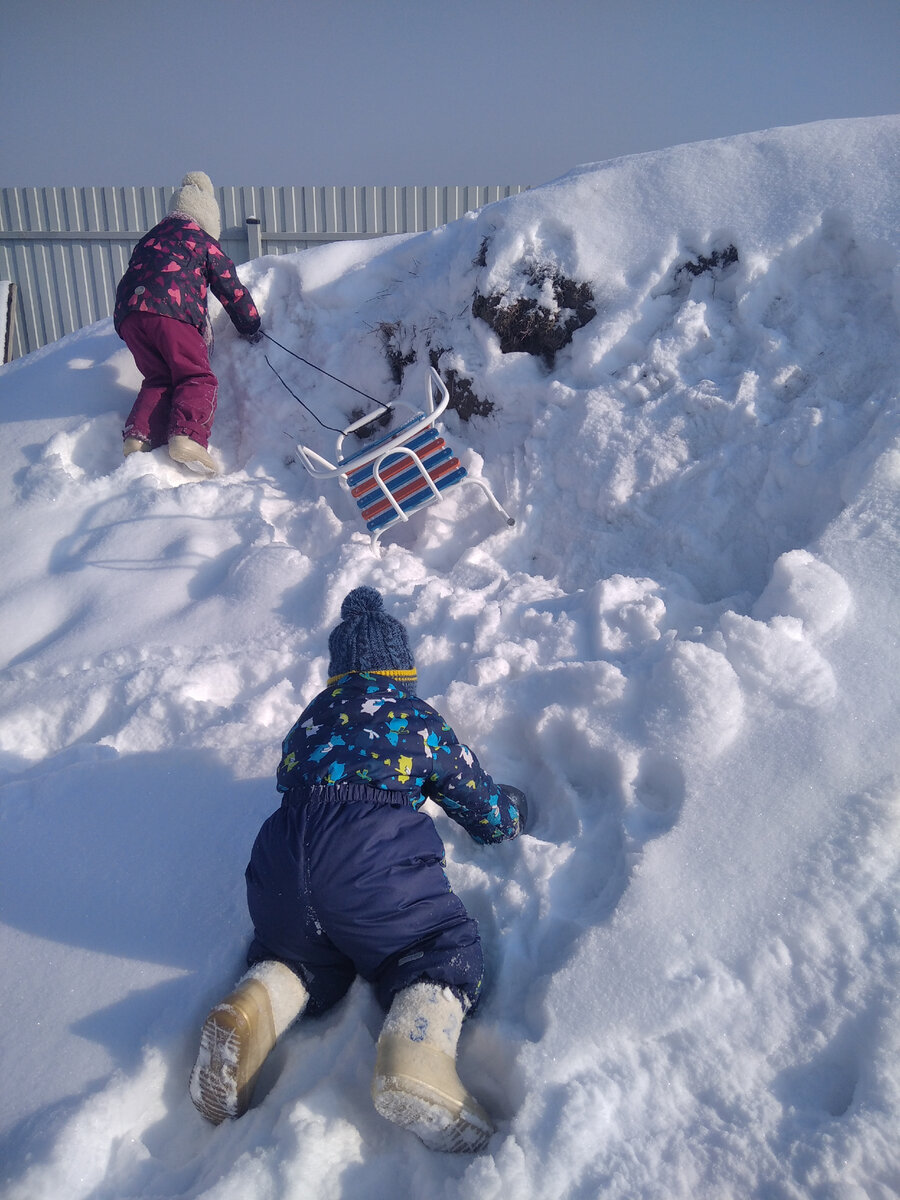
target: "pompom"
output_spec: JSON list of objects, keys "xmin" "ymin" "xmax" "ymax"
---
[
  {"xmin": 341, "ymin": 586, "xmax": 384, "ymax": 618},
  {"xmin": 181, "ymin": 171, "xmax": 214, "ymax": 194}
]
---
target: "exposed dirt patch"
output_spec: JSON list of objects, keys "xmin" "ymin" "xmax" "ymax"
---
[
  {"xmin": 378, "ymin": 321, "xmax": 417, "ymax": 385},
  {"xmin": 429, "ymin": 349, "xmax": 494, "ymax": 421},
  {"xmin": 472, "ymin": 260, "xmax": 596, "ymax": 367},
  {"xmin": 675, "ymin": 243, "xmax": 739, "ymax": 280}
]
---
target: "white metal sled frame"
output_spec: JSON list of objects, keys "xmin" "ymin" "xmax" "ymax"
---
[{"xmin": 295, "ymin": 368, "xmax": 515, "ymax": 552}]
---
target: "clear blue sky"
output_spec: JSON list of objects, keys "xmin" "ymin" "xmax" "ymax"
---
[{"xmin": 4, "ymin": 0, "xmax": 899, "ymax": 188}]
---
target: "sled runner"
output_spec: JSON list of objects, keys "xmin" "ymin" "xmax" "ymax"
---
[{"xmin": 295, "ymin": 368, "xmax": 515, "ymax": 553}]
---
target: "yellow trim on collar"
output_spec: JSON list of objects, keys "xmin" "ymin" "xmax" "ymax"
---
[{"xmin": 327, "ymin": 668, "xmax": 418, "ymax": 687}]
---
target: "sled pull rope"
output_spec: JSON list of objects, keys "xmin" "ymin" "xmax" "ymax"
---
[
  {"xmin": 264, "ymin": 354, "xmax": 346, "ymax": 433},
  {"xmin": 262, "ymin": 332, "xmax": 394, "ymax": 433}
]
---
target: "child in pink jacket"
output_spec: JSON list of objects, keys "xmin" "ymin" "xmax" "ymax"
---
[{"xmin": 114, "ymin": 172, "xmax": 261, "ymax": 473}]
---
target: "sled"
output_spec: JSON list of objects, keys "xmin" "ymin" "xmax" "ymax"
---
[{"xmin": 295, "ymin": 368, "xmax": 515, "ymax": 553}]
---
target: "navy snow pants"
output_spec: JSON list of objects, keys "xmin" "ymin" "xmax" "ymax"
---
[{"xmin": 245, "ymin": 784, "xmax": 483, "ymax": 1015}]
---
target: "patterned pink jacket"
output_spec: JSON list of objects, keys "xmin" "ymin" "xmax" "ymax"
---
[{"xmin": 114, "ymin": 214, "xmax": 260, "ymax": 339}]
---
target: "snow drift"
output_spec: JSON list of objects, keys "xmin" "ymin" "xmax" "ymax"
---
[{"xmin": 0, "ymin": 115, "xmax": 898, "ymax": 1200}]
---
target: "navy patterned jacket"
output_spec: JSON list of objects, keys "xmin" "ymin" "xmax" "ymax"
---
[
  {"xmin": 114, "ymin": 214, "xmax": 260, "ymax": 338},
  {"xmin": 276, "ymin": 672, "xmax": 522, "ymax": 844}
]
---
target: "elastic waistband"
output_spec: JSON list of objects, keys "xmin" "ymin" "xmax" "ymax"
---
[{"xmin": 280, "ymin": 782, "xmax": 411, "ymax": 808}]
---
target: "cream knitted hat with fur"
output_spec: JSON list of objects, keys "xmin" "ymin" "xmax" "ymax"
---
[{"xmin": 168, "ymin": 171, "xmax": 221, "ymax": 240}]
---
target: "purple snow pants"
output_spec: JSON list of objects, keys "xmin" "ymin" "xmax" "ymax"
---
[{"xmin": 120, "ymin": 312, "xmax": 217, "ymax": 448}]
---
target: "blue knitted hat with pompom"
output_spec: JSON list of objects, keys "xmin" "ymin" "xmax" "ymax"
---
[{"xmin": 327, "ymin": 587, "xmax": 415, "ymax": 682}]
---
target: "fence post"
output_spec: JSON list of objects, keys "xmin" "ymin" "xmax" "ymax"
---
[
  {"xmin": 246, "ymin": 216, "xmax": 262, "ymax": 260},
  {"xmin": 2, "ymin": 281, "xmax": 16, "ymax": 363}
]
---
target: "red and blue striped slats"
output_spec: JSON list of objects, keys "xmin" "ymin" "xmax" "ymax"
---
[
  {"xmin": 364, "ymin": 460, "xmax": 472, "ymax": 532},
  {"xmin": 361, "ymin": 459, "xmax": 469, "ymax": 533},
  {"xmin": 339, "ymin": 412, "xmax": 427, "ymax": 473},
  {"xmin": 345, "ymin": 426, "xmax": 443, "ymax": 492},
  {"xmin": 341, "ymin": 423, "xmax": 470, "ymax": 534}
]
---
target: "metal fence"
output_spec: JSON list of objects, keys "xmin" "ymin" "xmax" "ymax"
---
[{"xmin": 0, "ymin": 184, "xmax": 527, "ymax": 360}]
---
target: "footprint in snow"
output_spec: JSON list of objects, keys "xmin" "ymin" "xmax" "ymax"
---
[{"xmin": 626, "ymin": 750, "xmax": 686, "ymax": 839}]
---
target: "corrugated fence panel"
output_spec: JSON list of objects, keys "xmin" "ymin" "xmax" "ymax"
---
[{"xmin": 0, "ymin": 184, "xmax": 528, "ymax": 359}]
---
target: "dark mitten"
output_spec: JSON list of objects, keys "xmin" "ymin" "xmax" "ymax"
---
[
  {"xmin": 244, "ymin": 328, "xmax": 264, "ymax": 344},
  {"xmin": 501, "ymin": 785, "xmax": 529, "ymax": 835}
]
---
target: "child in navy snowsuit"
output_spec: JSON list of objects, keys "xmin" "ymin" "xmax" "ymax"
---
[
  {"xmin": 190, "ymin": 587, "xmax": 528, "ymax": 1152},
  {"xmin": 114, "ymin": 171, "xmax": 261, "ymax": 474}
]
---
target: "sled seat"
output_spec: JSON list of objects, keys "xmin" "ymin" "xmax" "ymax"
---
[{"xmin": 296, "ymin": 368, "xmax": 514, "ymax": 553}]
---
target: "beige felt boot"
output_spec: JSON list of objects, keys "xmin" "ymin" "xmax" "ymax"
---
[
  {"xmin": 190, "ymin": 961, "xmax": 308, "ymax": 1124},
  {"xmin": 168, "ymin": 434, "xmax": 217, "ymax": 474},
  {"xmin": 123, "ymin": 436, "xmax": 151, "ymax": 456},
  {"xmin": 371, "ymin": 982, "xmax": 494, "ymax": 1153}
]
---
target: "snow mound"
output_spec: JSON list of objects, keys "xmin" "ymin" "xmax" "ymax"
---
[{"xmin": 1, "ymin": 116, "xmax": 898, "ymax": 1200}]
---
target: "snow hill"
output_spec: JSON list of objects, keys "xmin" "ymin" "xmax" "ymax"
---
[{"xmin": 0, "ymin": 115, "xmax": 898, "ymax": 1200}]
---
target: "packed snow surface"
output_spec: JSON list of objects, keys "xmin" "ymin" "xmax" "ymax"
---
[{"xmin": 1, "ymin": 116, "xmax": 898, "ymax": 1199}]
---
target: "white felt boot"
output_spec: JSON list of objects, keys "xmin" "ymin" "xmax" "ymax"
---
[
  {"xmin": 168, "ymin": 434, "xmax": 217, "ymax": 474},
  {"xmin": 371, "ymin": 982, "xmax": 494, "ymax": 1153},
  {"xmin": 190, "ymin": 961, "xmax": 308, "ymax": 1124}
]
